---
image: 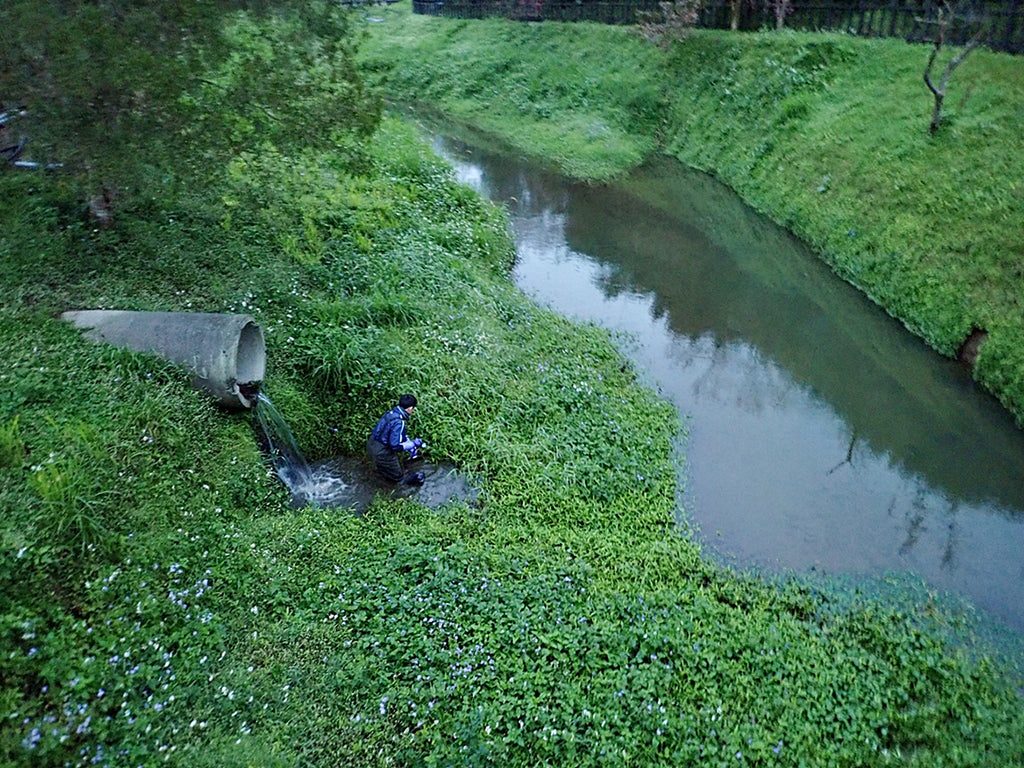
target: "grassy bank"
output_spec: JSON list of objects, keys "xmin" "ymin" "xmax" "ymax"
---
[
  {"xmin": 359, "ymin": 5, "xmax": 1024, "ymax": 428},
  {"xmin": 3, "ymin": 2, "xmax": 1024, "ymax": 766}
]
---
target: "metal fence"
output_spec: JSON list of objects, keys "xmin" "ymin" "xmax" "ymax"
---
[
  {"xmin": 410, "ymin": 0, "xmax": 1024, "ymax": 54},
  {"xmin": 412, "ymin": 0, "xmax": 647, "ymax": 22}
]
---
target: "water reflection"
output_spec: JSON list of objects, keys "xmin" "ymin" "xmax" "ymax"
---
[{"xmin": 428, "ymin": 131, "xmax": 1024, "ymax": 634}]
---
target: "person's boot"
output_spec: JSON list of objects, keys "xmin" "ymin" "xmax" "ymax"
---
[{"xmin": 404, "ymin": 471, "xmax": 425, "ymax": 485}]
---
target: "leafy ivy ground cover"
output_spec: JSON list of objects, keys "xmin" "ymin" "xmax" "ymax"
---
[{"xmin": 2, "ymin": 2, "xmax": 1024, "ymax": 766}]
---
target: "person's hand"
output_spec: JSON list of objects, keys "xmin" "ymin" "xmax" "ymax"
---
[{"xmin": 413, "ymin": 438, "xmax": 423, "ymax": 449}]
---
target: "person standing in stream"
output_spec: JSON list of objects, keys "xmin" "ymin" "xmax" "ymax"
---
[{"xmin": 367, "ymin": 393, "xmax": 425, "ymax": 485}]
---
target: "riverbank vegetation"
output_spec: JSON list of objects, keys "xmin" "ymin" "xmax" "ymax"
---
[
  {"xmin": 359, "ymin": 5, "xmax": 1024, "ymax": 429},
  {"xmin": 2, "ymin": 2, "xmax": 1024, "ymax": 766}
]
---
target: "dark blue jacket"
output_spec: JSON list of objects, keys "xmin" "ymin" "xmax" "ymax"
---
[{"xmin": 370, "ymin": 406, "xmax": 410, "ymax": 452}]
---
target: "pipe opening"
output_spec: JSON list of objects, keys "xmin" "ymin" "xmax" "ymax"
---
[
  {"xmin": 235, "ymin": 321, "xmax": 266, "ymax": 408},
  {"xmin": 957, "ymin": 327, "xmax": 988, "ymax": 369}
]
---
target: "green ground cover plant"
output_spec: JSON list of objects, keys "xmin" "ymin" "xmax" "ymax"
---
[
  {"xmin": 359, "ymin": 5, "xmax": 1024, "ymax": 429},
  {"xmin": 2, "ymin": 1, "xmax": 1024, "ymax": 766}
]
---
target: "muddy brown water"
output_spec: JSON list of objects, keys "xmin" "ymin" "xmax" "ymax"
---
[{"xmin": 425, "ymin": 127, "xmax": 1024, "ymax": 637}]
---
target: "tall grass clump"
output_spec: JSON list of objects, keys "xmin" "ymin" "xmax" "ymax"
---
[
  {"xmin": 0, "ymin": 416, "xmax": 25, "ymax": 469},
  {"xmin": 2, "ymin": 2, "xmax": 1024, "ymax": 766}
]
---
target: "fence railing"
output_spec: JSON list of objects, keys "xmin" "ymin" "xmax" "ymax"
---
[
  {"xmin": 412, "ymin": 0, "xmax": 649, "ymax": 22},
  {"xmin": 410, "ymin": 0, "xmax": 1024, "ymax": 54}
]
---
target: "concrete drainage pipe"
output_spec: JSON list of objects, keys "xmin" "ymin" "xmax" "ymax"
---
[{"xmin": 62, "ymin": 310, "xmax": 265, "ymax": 410}]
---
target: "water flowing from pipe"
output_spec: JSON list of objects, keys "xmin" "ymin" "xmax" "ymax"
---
[{"xmin": 254, "ymin": 393, "xmax": 350, "ymax": 506}]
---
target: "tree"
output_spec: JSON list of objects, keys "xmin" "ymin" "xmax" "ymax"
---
[
  {"xmin": 923, "ymin": 0, "xmax": 986, "ymax": 134},
  {"xmin": 769, "ymin": 0, "xmax": 793, "ymax": 30},
  {"xmin": 188, "ymin": 4, "xmax": 382, "ymax": 155},
  {"xmin": 637, "ymin": 0, "xmax": 703, "ymax": 47}
]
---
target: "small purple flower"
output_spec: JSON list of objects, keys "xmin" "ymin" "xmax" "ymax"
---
[{"xmin": 22, "ymin": 727, "xmax": 42, "ymax": 749}]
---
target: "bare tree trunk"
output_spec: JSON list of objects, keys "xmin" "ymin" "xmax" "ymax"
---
[
  {"xmin": 772, "ymin": 0, "xmax": 790, "ymax": 30},
  {"xmin": 923, "ymin": 38, "xmax": 947, "ymax": 133},
  {"xmin": 923, "ymin": 2, "xmax": 985, "ymax": 134}
]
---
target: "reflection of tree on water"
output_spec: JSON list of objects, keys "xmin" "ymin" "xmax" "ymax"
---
[
  {"xmin": 898, "ymin": 489, "xmax": 929, "ymax": 558},
  {"xmin": 685, "ymin": 336, "xmax": 798, "ymax": 415},
  {"xmin": 827, "ymin": 430, "xmax": 858, "ymax": 475},
  {"xmin": 896, "ymin": 487, "xmax": 961, "ymax": 571},
  {"xmin": 942, "ymin": 503, "xmax": 959, "ymax": 570}
]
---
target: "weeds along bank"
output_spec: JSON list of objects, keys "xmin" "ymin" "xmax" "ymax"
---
[
  {"xmin": 2, "ymin": 2, "xmax": 1024, "ymax": 766},
  {"xmin": 359, "ymin": 5, "xmax": 1024, "ymax": 428}
]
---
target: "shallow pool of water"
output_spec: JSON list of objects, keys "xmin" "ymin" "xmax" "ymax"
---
[
  {"xmin": 427, "ymin": 129, "xmax": 1024, "ymax": 636},
  {"xmin": 255, "ymin": 394, "xmax": 480, "ymax": 513}
]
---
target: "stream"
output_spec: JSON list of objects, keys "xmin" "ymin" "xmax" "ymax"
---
[{"xmin": 424, "ymin": 126, "xmax": 1024, "ymax": 638}]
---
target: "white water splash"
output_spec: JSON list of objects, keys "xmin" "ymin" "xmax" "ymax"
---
[{"xmin": 254, "ymin": 393, "xmax": 351, "ymax": 506}]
